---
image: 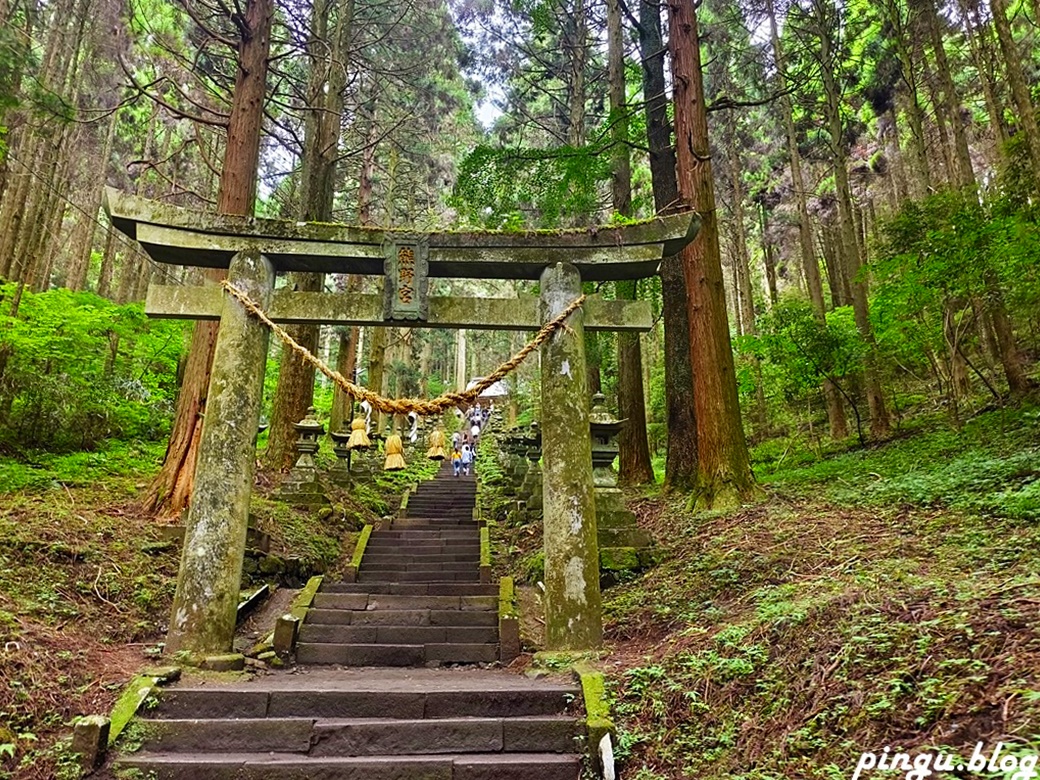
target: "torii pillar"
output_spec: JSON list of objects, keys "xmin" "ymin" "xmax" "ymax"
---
[
  {"xmin": 166, "ymin": 249, "xmax": 274, "ymax": 656},
  {"xmin": 539, "ymin": 263, "xmax": 602, "ymax": 650}
]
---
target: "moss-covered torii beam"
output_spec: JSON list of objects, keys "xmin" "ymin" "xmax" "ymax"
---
[{"xmin": 103, "ymin": 188, "xmax": 700, "ymax": 281}]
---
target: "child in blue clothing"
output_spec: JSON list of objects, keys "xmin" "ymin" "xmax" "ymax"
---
[
  {"xmin": 451, "ymin": 447, "xmax": 463, "ymax": 477},
  {"xmin": 461, "ymin": 444, "xmax": 473, "ymax": 476}
]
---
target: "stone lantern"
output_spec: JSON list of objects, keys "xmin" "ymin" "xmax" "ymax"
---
[
  {"xmin": 586, "ymin": 393, "xmax": 655, "ymax": 583},
  {"xmin": 514, "ymin": 422, "xmax": 543, "ymax": 523},
  {"xmin": 293, "ymin": 407, "xmax": 324, "ymax": 466},
  {"xmin": 328, "ymin": 424, "xmax": 352, "ymax": 486},
  {"xmin": 274, "ymin": 407, "xmax": 329, "ymax": 506},
  {"xmin": 588, "ymin": 392, "xmax": 623, "ymax": 488}
]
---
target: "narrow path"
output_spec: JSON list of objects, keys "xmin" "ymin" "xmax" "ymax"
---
[{"xmin": 118, "ymin": 460, "xmax": 586, "ymax": 779}]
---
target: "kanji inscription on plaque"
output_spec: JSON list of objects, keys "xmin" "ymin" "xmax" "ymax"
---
[{"xmin": 383, "ymin": 236, "xmax": 429, "ymax": 320}]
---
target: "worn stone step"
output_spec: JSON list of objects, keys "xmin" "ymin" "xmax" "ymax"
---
[
  {"xmin": 134, "ymin": 715, "xmax": 581, "ymax": 756},
  {"xmin": 305, "ymin": 609, "xmax": 498, "ymax": 627},
  {"xmin": 312, "ymin": 593, "xmax": 494, "ymax": 611},
  {"xmin": 362, "ymin": 553, "xmax": 479, "ymax": 564},
  {"xmin": 118, "ymin": 753, "xmax": 579, "ymax": 780},
  {"xmin": 369, "ymin": 530, "xmax": 479, "ymax": 540},
  {"xmin": 393, "ymin": 519, "xmax": 475, "ymax": 529},
  {"xmin": 357, "ymin": 569, "xmax": 482, "ymax": 582},
  {"xmin": 296, "ymin": 643, "xmax": 429, "ymax": 666},
  {"xmin": 357, "ymin": 571, "xmax": 481, "ymax": 583},
  {"xmin": 399, "ymin": 522, "xmax": 475, "ymax": 529},
  {"xmin": 360, "ymin": 563, "xmax": 478, "ymax": 574},
  {"xmin": 321, "ymin": 583, "xmax": 498, "ymax": 596},
  {"xmin": 365, "ymin": 544, "xmax": 481, "ymax": 555},
  {"xmin": 299, "ymin": 624, "xmax": 498, "ymax": 645},
  {"xmin": 453, "ymin": 754, "xmax": 581, "ymax": 780},
  {"xmin": 151, "ymin": 679, "xmax": 578, "ymax": 720},
  {"xmin": 364, "ymin": 545, "xmax": 480, "ymax": 556},
  {"xmin": 312, "ymin": 716, "xmax": 582, "ymax": 756},
  {"xmin": 297, "ymin": 642, "xmax": 500, "ymax": 665}
]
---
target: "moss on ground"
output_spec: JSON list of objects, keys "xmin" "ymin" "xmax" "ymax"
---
[{"xmin": 603, "ymin": 405, "xmax": 1040, "ymax": 779}]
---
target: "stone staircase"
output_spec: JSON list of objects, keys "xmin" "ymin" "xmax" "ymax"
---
[
  {"xmin": 117, "ymin": 669, "xmax": 584, "ymax": 779},
  {"xmin": 298, "ymin": 462, "xmax": 500, "ymax": 666},
  {"xmin": 117, "ymin": 459, "xmax": 586, "ymax": 779}
]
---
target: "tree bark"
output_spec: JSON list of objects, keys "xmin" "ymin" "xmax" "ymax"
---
[
  {"xmin": 607, "ymin": 0, "xmax": 653, "ymax": 484},
  {"xmin": 667, "ymin": 0, "xmax": 757, "ymax": 507},
  {"xmin": 990, "ymin": 0, "xmax": 1040, "ymax": 186},
  {"xmin": 817, "ymin": 0, "xmax": 890, "ymax": 439},
  {"xmin": 766, "ymin": 0, "xmax": 846, "ymax": 437},
  {"xmin": 638, "ymin": 0, "xmax": 697, "ymax": 491},
  {"xmin": 144, "ymin": 0, "xmax": 274, "ymax": 516}
]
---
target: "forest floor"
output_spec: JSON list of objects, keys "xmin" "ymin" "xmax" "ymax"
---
[{"xmin": 604, "ymin": 402, "xmax": 1040, "ymax": 779}]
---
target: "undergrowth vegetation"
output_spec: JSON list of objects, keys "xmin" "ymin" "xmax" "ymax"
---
[{"xmin": 605, "ymin": 403, "xmax": 1040, "ymax": 779}]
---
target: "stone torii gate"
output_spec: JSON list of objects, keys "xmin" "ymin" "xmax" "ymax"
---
[{"xmin": 104, "ymin": 189, "xmax": 699, "ymax": 658}]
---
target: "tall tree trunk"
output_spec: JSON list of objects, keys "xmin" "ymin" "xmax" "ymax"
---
[
  {"xmin": 331, "ymin": 88, "xmax": 375, "ymax": 428},
  {"xmin": 144, "ymin": 0, "xmax": 274, "ymax": 515},
  {"xmin": 767, "ymin": 0, "xmax": 846, "ymax": 438},
  {"xmin": 608, "ymin": 0, "xmax": 653, "ymax": 484},
  {"xmin": 925, "ymin": 0, "xmax": 974, "ymax": 190},
  {"xmin": 67, "ymin": 110, "xmax": 119, "ymax": 291},
  {"xmin": 818, "ymin": 1, "xmax": 889, "ymax": 439},
  {"xmin": 990, "ymin": 0, "xmax": 1040, "ymax": 186},
  {"xmin": 958, "ymin": 0, "xmax": 1008, "ymax": 151},
  {"xmin": 758, "ymin": 205, "xmax": 778, "ymax": 307},
  {"xmin": 667, "ymin": 0, "xmax": 757, "ymax": 507},
  {"xmin": 985, "ymin": 274, "xmax": 1030, "ymax": 395},
  {"xmin": 638, "ymin": 0, "xmax": 697, "ymax": 490},
  {"xmin": 265, "ymin": 0, "xmax": 353, "ymax": 468}
]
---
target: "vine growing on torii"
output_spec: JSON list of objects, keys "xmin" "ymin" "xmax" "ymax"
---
[{"xmin": 2, "ymin": 0, "xmax": 1040, "ymax": 509}]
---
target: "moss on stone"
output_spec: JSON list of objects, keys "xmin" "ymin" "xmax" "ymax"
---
[
  {"xmin": 289, "ymin": 575, "xmax": 324, "ymax": 621},
  {"xmin": 498, "ymin": 576, "xmax": 518, "ymax": 619},
  {"xmin": 599, "ymin": 546, "xmax": 641, "ymax": 572},
  {"xmin": 349, "ymin": 526, "xmax": 373, "ymax": 570},
  {"xmin": 480, "ymin": 527, "xmax": 491, "ymax": 568},
  {"xmin": 107, "ymin": 676, "xmax": 158, "ymax": 747}
]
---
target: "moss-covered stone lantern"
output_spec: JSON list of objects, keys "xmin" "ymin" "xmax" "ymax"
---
[
  {"xmin": 587, "ymin": 393, "xmax": 657, "ymax": 584},
  {"xmin": 588, "ymin": 392, "xmax": 623, "ymax": 488},
  {"xmin": 274, "ymin": 406, "xmax": 329, "ymax": 506},
  {"xmin": 293, "ymin": 406, "xmax": 324, "ymax": 465},
  {"xmin": 328, "ymin": 424, "xmax": 353, "ymax": 485}
]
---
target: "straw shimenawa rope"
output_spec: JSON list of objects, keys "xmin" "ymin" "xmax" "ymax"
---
[{"xmin": 221, "ymin": 279, "xmax": 586, "ymax": 416}]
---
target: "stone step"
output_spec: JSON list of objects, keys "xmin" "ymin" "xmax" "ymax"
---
[
  {"xmin": 136, "ymin": 716, "xmax": 582, "ymax": 756},
  {"xmin": 362, "ymin": 553, "xmax": 479, "ymax": 564},
  {"xmin": 398, "ymin": 522, "xmax": 475, "ymax": 529},
  {"xmin": 404, "ymin": 504, "xmax": 475, "ymax": 509},
  {"xmin": 369, "ymin": 530, "xmax": 479, "ymax": 540},
  {"xmin": 365, "ymin": 546, "xmax": 478, "ymax": 556},
  {"xmin": 150, "ymin": 678, "xmax": 579, "ymax": 720},
  {"xmin": 299, "ymin": 624, "xmax": 498, "ymax": 645},
  {"xmin": 360, "ymin": 563, "xmax": 478, "ymax": 574},
  {"xmin": 305, "ymin": 609, "xmax": 498, "ymax": 627},
  {"xmin": 365, "ymin": 542, "xmax": 480, "ymax": 552},
  {"xmin": 118, "ymin": 752, "xmax": 581, "ymax": 780},
  {"xmin": 321, "ymin": 583, "xmax": 498, "ymax": 596},
  {"xmin": 367, "ymin": 538, "xmax": 478, "ymax": 547},
  {"xmin": 297, "ymin": 642, "xmax": 500, "ymax": 665},
  {"xmin": 400, "ymin": 515, "xmax": 475, "ymax": 523},
  {"xmin": 313, "ymin": 594, "xmax": 496, "ymax": 611},
  {"xmin": 357, "ymin": 571, "xmax": 482, "ymax": 583}
]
